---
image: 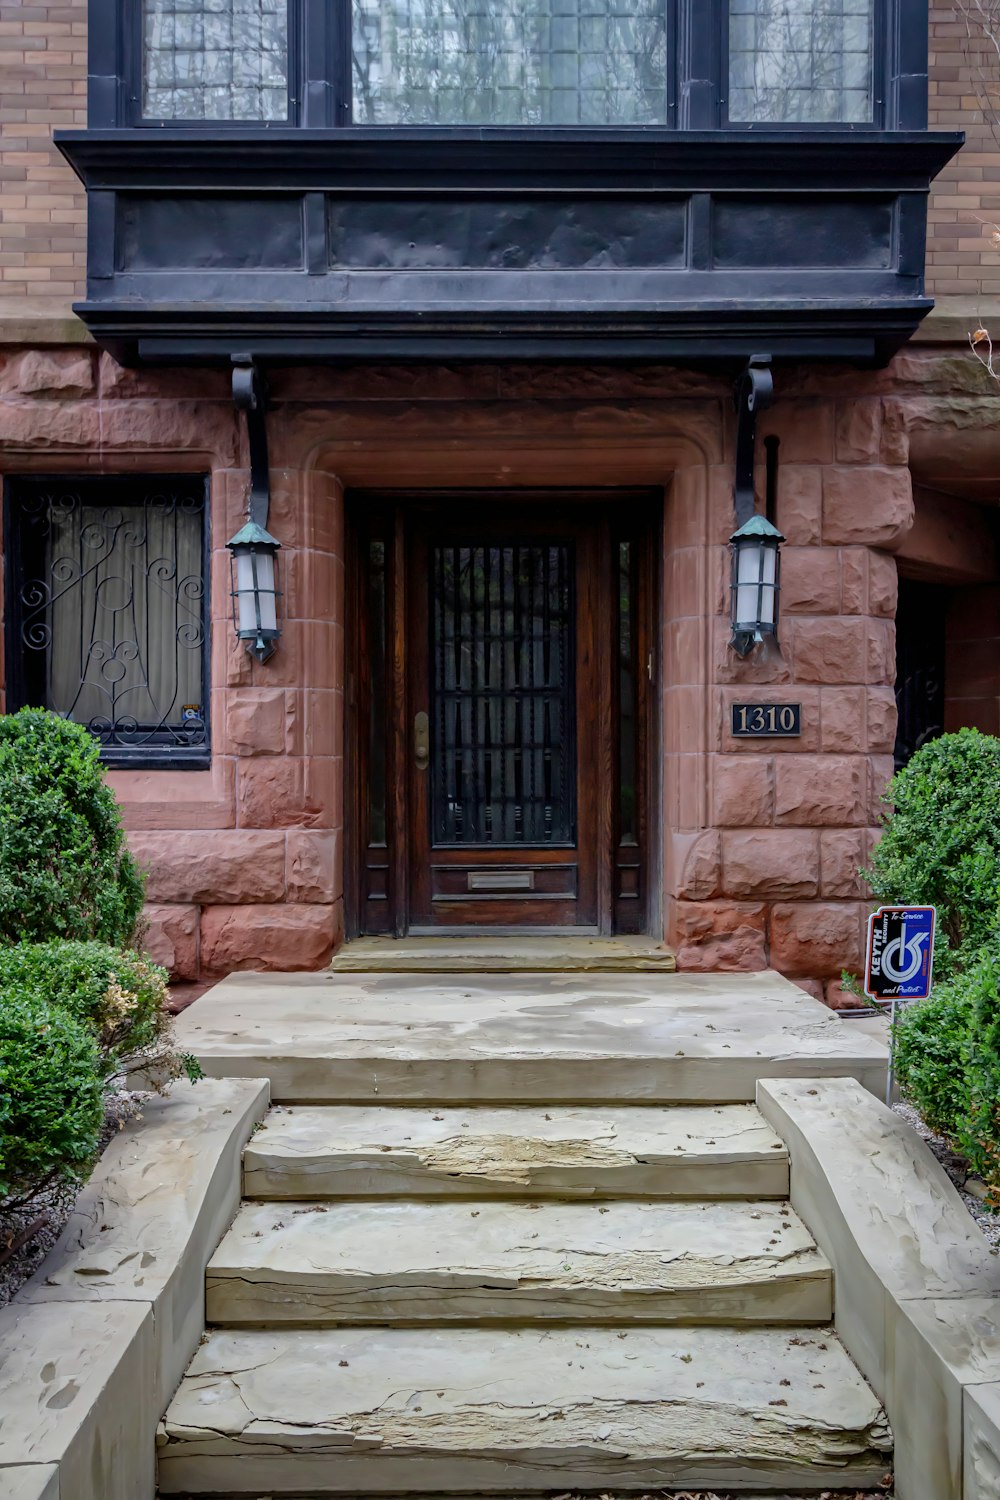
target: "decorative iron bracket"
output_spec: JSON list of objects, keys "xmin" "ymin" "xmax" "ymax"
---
[
  {"xmin": 733, "ymin": 353, "xmax": 774, "ymax": 527},
  {"xmin": 232, "ymin": 356, "xmax": 270, "ymax": 530}
]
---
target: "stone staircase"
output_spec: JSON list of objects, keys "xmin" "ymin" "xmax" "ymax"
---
[{"xmin": 159, "ymin": 970, "xmax": 892, "ymax": 1495}]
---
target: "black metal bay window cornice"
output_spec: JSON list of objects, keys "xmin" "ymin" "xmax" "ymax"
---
[{"xmin": 63, "ymin": 0, "xmax": 960, "ymax": 367}]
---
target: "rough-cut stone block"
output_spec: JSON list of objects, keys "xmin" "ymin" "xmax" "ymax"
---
[
  {"xmin": 769, "ymin": 902, "xmax": 861, "ymax": 977},
  {"xmin": 673, "ymin": 830, "xmax": 722, "ymax": 901},
  {"xmin": 0, "ymin": 1469, "xmax": 60, "ymax": 1500},
  {"xmin": 157, "ymin": 1325, "xmax": 891, "ymax": 1496},
  {"xmin": 868, "ymin": 552, "xmax": 899, "ymax": 618},
  {"xmin": 722, "ymin": 830, "xmax": 820, "ymax": 899},
  {"xmin": 242, "ymin": 1102, "xmax": 790, "ymax": 1202},
  {"xmin": 836, "ymin": 399, "xmax": 883, "ymax": 464},
  {"xmin": 236, "ymin": 757, "xmax": 328, "ymax": 830},
  {"xmin": 774, "ymin": 464, "xmax": 822, "ymax": 545},
  {"xmin": 0, "ymin": 1301, "xmax": 156, "ymax": 1500},
  {"xmin": 671, "ymin": 899, "xmax": 768, "ymax": 944},
  {"xmin": 761, "ymin": 403, "xmax": 834, "ymax": 464},
  {"xmin": 880, "ymin": 398, "xmax": 911, "ymax": 466},
  {"xmin": 142, "ymin": 904, "xmax": 199, "ymax": 983},
  {"xmin": 869, "ymin": 755, "xmax": 895, "ymax": 821},
  {"xmin": 840, "ymin": 549, "xmax": 868, "ymax": 615},
  {"xmin": 207, "ymin": 1197, "xmax": 832, "ymax": 1326},
  {"xmin": 130, "ymin": 830, "xmax": 286, "ymax": 905},
  {"xmin": 966, "ymin": 1382, "xmax": 1000, "ymax": 1500},
  {"xmin": 867, "ymin": 620, "xmax": 896, "ymax": 685},
  {"xmin": 820, "ymin": 829, "xmax": 866, "ymax": 899},
  {"xmin": 225, "ymin": 689, "xmax": 295, "ymax": 756},
  {"xmin": 780, "ymin": 547, "xmax": 841, "ymax": 614},
  {"xmin": 820, "ymin": 686, "xmax": 866, "ymax": 753},
  {"xmin": 712, "ymin": 756, "xmax": 774, "ymax": 828},
  {"xmin": 822, "ymin": 466, "xmax": 914, "ymax": 548},
  {"xmin": 17, "ymin": 1079, "xmax": 268, "ymax": 1411},
  {"xmin": 286, "ymin": 830, "xmax": 339, "ymax": 903},
  {"xmin": 790, "ymin": 617, "xmax": 867, "ymax": 684},
  {"xmin": 867, "ymin": 686, "xmax": 898, "ymax": 753},
  {"xmin": 676, "ymin": 926, "xmax": 768, "ymax": 973},
  {"xmin": 825, "ymin": 979, "xmax": 868, "ymax": 1010},
  {"xmin": 199, "ymin": 903, "xmax": 338, "ymax": 977},
  {"xmin": 774, "ymin": 755, "xmax": 866, "ymax": 826},
  {"xmin": 0, "ymin": 349, "xmax": 94, "ymax": 398}
]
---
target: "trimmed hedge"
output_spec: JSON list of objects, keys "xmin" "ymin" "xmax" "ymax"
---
[
  {"xmin": 0, "ymin": 996, "xmax": 105, "ymax": 1206},
  {"xmin": 872, "ymin": 730, "xmax": 1000, "ymax": 1195},
  {"xmin": 0, "ymin": 708, "xmax": 145, "ymax": 947},
  {"xmin": 0, "ymin": 941, "xmax": 171, "ymax": 1072}
]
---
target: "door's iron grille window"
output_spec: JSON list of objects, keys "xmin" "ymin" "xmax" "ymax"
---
[
  {"xmin": 6, "ymin": 477, "xmax": 209, "ymax": 766},
  {"xmin": 431, "ymin": 543, "xmax": 575, "ymax": 845},
  {"xmin": 142, "ymin": 0, "xmax": 289, "ymax": 120},
  {"xmin": 728, "ymin": 0, "xmax": 874, "ymax": 123},
  {"xmin": 352, "ymin": 0, "xmax": 668, "ymax": 125}
]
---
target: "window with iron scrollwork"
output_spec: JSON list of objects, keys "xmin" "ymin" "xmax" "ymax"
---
[{"xmin": 4, "ymin": 476, "xmax": 210, "ymax": 768}]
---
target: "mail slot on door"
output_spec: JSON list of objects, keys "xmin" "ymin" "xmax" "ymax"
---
[{"xmin": 467, "ymin": 871, "xmax": 536, "ymax": 892}]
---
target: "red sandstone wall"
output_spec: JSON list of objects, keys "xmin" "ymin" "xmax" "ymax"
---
[{"xmin": 6, "ymin": 344, "xmax": 997, "ymax": 991}]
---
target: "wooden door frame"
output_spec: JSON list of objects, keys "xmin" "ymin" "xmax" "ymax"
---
[{"xmin": 345, "ymin": 489, "xmax": 661, "ymax": 939}]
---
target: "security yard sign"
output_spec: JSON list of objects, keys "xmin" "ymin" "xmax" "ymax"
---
[
  {"xmin": 864, "ymin": 905, "xmax": 936, "ymax": 1002},
  {"xmin": 864, "ymin": 905, "xmax": 936, "ymax": 1105}
]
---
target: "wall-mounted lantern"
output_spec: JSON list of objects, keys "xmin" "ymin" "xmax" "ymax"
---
[
  {"xmin": 730, "ymin": 513, "xmax": 784, "ymax": 658},
  {"xmin": 227, "ymin": 519, "xmax": 282, "ymax": 664}
]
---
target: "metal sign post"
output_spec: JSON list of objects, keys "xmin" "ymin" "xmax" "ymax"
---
[{"xmin": 863, "ymin": 905, "xmax": 937, "ymax": 1107}]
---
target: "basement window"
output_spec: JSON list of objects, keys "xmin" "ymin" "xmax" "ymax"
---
[{"xmin": 4, "ymin": 476, "xmax": 210, "ymax": 769}]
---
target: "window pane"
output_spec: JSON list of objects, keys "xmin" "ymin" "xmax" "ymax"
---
[
  {"xmin": 143, "ymin": 0, "xmax": 289, "ymax": 121},
  {"xmin": 11, "ymin": 480, "xmax": 208, "ymax": 757},
  {"xmin": 728, "ymin": 0, "xmax": 873, "ymax": 123},
  {"xmin": 352, "ymin": 0, "xmax": 668, "ymax": 125}
]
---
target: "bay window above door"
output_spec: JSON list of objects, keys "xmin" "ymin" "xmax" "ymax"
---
[{"xmin": 96, "ymin": 0, "xmax": 923, "ymax": 131}]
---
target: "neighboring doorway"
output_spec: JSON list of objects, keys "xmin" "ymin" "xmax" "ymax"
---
[{"xmin": 347, "ymin": 492, "xmax": 659, "ymax": 937}]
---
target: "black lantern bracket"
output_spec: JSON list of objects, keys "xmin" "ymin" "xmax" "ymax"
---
[
  {"xmin": 733, "ymin": 353, "xmax": 774, "ymax": 528},
  {"xmin": 232, "ymin": 355, "xmax": 271, "ymax": 531}
]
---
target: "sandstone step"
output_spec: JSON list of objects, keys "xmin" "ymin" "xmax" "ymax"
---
[
  {"xmin": 206, "ymin": 1197, "xmax": 831, "ymax": 1327},
  {"xmin": 157, "ymin": 1325, "xmax": 892, "ymax": 1495},
  {"xmin": 330, "ymin": 935, "xmax": 678, "ymax": 973},
  {"xmin": 174, "ymin": 971, "xmax": 887, "ymax": 1103},
  {"xmin": 243, "ymin": 1102, "xmax": 790, "ymax": 1201}
]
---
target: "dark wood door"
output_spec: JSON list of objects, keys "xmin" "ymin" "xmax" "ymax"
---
[
  {"xmin": 407, "ymin": 506, "xmax": 604, "ymax": 929},
  {"xmin": 347, "ymin": 492, "xmax": 658, "ymax": 938}
]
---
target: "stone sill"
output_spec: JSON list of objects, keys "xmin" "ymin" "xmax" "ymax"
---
[
  {"xmin": 0, "ymin": 1076, "xmax": 269, "ymax": 1499},
  {"xmin": 758, "ymin": 1076, "xmax": 1000, "ymax": 1500}
]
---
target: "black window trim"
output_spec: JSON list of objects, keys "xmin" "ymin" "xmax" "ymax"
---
[
  {"xmin": 3, "ymin": 473, "xmax": 212, "ymax": 772},
  {"xmin": 90, "ymin": 0, "xmax": 927, "ymax": 134}
]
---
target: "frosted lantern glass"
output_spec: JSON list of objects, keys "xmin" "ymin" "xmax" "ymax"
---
[{"xmin": 235, "ymin": 549, "xmax": 277, "ymax": 635}]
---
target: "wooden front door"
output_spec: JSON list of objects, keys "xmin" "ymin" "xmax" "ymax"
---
[{"xmin": 347, "ymin": 493, "xmax": 658, "ymax": 937}]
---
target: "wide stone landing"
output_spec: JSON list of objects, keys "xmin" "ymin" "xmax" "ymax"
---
[
  {"xmin": 156, "ymin": 1325, "xmax": 892, "ymax": 1495},
  {"xmin": 173, "ymin": 970, "xmax": 888, "ymax": 1104},
  {"xmin": 330, "ymin": 935, "xmax": 678, "ymax": 973},
  {"xmin": 206, "ymin": 1197, "xmax": 831, "ymax": 1327},
  {"xmin": 242, "ymin": 1102, "xmax": 791, "ymax": 1200}
]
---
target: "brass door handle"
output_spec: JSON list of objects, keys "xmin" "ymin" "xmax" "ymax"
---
[{"xmin": 414, "ymin": 711, "xmax": 430, "ymax": 771}]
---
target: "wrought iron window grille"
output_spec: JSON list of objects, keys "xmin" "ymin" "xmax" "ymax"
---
[{"xmin": 4, "ymin": 475, "xmax": 211, "ymax": 770}]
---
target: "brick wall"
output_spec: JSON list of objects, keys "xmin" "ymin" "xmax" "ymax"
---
[
  {"xmin": 0, "ymin": 0, "xmax": 87, "ymax": 301},
  {"xmin": 1, "ymin": 4, "xmax": 1000, "ymax": 310},
  {"xmin": 928, "ymin": 2, "xmax": 1000, "ymax": 297}
]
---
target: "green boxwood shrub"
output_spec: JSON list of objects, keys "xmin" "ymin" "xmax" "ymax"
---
[
  {"xmin": 0, "ymin": 996, "xmax": 105, "ymax": 1207},
  {"xmin": 894, "ymin": 969, "xmax": 977, "ymax": 1137},
  {"xmin": 867, "ymin": 728, "xmax": 1000, "ymax": 976},
  {"xmin": 0, "ymin": 941, "xmax": 170, "ymax": 1071},
  {"xmin": 0, "ymin": 708, "xmax": 145, "ymax": 947}
]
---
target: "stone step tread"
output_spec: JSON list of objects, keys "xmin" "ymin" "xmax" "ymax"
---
[
  {"xmin": 243, "ymin": 1102, "xmax": 790, "ymax": 1200},
  {"xmin": 157, "ymin": 1326, "xmax": 892, "ymax": 1495},
  {"xmin": 330, "ymin": 936, "xmax": 678, "ymax": 973},
  {"xmin": 207, "ymin": 1197, "xmax": 830, "ymax": 1326},
  {"xmin": 175, "ymin": 972, "xmax": 887, "ymax": 1103}
]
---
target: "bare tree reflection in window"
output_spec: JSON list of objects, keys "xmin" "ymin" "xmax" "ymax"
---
[
  {"xmin": 352, "ymin": 0, "xmax": 668, "ymax": 125},
  {"xmin": 729, "ymin": 0, "xmax": 874, "ymax": 123},
  {"xmin": 143, "ymin": 0, "xmax": 289, "ymax": 121}
]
